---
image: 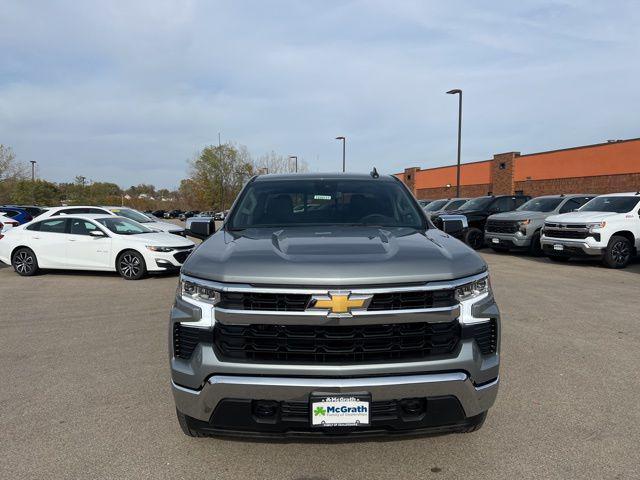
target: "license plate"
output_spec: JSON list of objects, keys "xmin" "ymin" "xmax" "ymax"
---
[
  {"xmin": 553, "ymin": 244, "xmax": 564, "ymax": 251},
  {"xmin": 310, "ymin": 393, "xmax": 370, "ymax": 427},
  {"xmin": 491, "ymin": 238, "xmax": 500, "ymax": 244}
]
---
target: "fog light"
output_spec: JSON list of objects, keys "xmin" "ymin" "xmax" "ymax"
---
[
  {"xmin": 252, "ymin": 400, "xmax": 279, "ymax": 418},
  {"xmin": 399, "ymin": 398, "xmax": 426, "ymax": 416}
]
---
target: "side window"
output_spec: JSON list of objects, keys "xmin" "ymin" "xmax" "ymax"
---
[
  {"xmin": 574, "ymin": 197, "xmax": 593, "ymax": 208},
  {"xmin": 39, "ymin": 219, "xmax": 68, "ymax": 233},
  {"xmin": 559, "ymin": 199, "xmax": 580, "ymax": 214},
  {"xmin": 514, "ymin": 197, "xmax": 529, "ymax": 208},
  {"xmin": 87, "ymin": 208, "xmax": 109, "ymax": 214},
  {"xmin": 26, "ymin": 222, "xmax": 41, "ymax": 231},
  {"xmin": 70, "ymin": 219, "xmax": 99, "ymax": 236},
  {"xmin": 490, "ymin": 197, "xmax": 513, "ymax": 213}
]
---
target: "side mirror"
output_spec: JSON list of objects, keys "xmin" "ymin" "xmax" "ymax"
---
[
  {"xmin": 186, "ymin": 217, "xmax": 217, "ymax": 239},
  {"xmin": 89, "ymin": 230, "xmax": 107, "ymax": 238},
  {"xmin": 437, "ymin": 214, "xmax": 469, "ymax": 236}
]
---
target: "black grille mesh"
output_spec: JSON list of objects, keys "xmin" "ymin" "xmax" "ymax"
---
[
  {"xmin": 462, "ymin": 319, "xmax": 498, "ymax": 355},
  {"xmin": 485, "ymin": 220, "xmax": 519, "ymax": 234},
  {"xmin": 213, "ymin": 321, "xmax": 461, "ymax": 364}
]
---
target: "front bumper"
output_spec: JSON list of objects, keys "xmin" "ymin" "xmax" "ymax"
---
[
  {"xmin": 484, "ymin": 232, "xmax": 531, "ymax": 249},
  {"xmin": 146, "ymin": 248, "xmax": 193, "ymax": 272},
  {"xmin": 540, "ymin": 237, "xmax": 604, "ymax": 256}
]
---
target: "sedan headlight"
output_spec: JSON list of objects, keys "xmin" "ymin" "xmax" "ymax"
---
[
  {"xmin": 180, "ymin": 279, "xmax": 220, "ymax": 304},
  {"xmin": 586, "ymin": 221, "xmax": 606, "ymax": 233},
  {"xmin": 146, "ymin": 245, "xmax": 173, "ymax": 252},
  {"xmin": 455, "ymin": 275, "xmax": 491, "ymax": 302}
]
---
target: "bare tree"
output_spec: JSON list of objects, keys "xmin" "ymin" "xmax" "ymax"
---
[
  {"xmin": 254, "ymin": 151, "xmax": 309, "ymax": 174},
  {"xmin": 0, "ymin": 145, "xmax": 27, "ymax": 181}
]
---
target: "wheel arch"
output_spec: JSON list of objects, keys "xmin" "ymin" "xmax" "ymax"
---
[
  {"xmin": 10, "ymin": 245, "xmax": 34, "ymax": 261},
  {"xmin": 114, "ymin": 247, "xmax": 145, "ymax": 270},
  {"xmin": 610, "ymin": 230, "xmax": 637, "ymax": 252}
]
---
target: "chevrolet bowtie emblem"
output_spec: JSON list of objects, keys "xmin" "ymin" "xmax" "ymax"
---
[{"xmin": 310, "ymin": 292, "xmax": 372, "ymax": 315}]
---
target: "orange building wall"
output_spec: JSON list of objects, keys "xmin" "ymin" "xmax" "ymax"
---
[
  {"xmin": 413, "ymin": 160, "xmax": 492, "ymax": 189},
  {"xmin": 515, "ymin": 141, "xmax": 640, "ymax": 181}
]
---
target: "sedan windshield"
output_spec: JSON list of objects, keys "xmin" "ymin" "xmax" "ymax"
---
[
  {"xmin": 423, "ymin": 200, "xmax": 448, "ymax": 211},
  {"xmin": 97, "ymin": 217, "xmax": 153, "ymax": 235},
  {"xmin": 109, "ymin": 208, "xmax": 153, "ymax": 223},
  {"xmin": 517, "ymin": 197, "xmax": 564, "ymax": 212},
  {"xmin": 228, "ymin": 179, "xmax": 424, "ymax": 229},
  {"xmin": 460, "ymin": 197, "xmax": 493, "ymax": 211},
  {"xmin": 580, "ymin": 196, "xmax": 640, "ymax": 213}
]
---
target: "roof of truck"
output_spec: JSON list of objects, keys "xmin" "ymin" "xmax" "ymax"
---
[{"xmin": 254, "ymin": 172, "xmax": 396, "ymax": 182}]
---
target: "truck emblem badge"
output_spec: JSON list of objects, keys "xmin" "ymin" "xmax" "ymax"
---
[{"xmin": 309, "ymin": 292, "xmax": 372, "ymax": 315}]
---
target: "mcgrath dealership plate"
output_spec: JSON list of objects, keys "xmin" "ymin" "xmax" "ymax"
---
[{"xmin": 310, "ymin": 393, "xmax": 371, "ymax": 427}]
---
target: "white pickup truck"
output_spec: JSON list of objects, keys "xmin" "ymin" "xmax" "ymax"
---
[{"xmin": 541, "ymin": 192, "xmax": 640, "ymax": 268}]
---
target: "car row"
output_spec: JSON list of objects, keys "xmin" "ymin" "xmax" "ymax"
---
[{"xmin": 430, "ymin": 192, "xmax": 640, "ymax": 269}]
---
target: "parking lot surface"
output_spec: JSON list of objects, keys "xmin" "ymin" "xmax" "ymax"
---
[{"xmin": 1, "ymin": 250, "xmax": 639, "ymax": 479}]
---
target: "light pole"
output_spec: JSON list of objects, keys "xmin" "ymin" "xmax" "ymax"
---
[
  {"xmin": 289, "ymin": 155, "xmax": 298, "ymax": 173},
  {"xmin": 446, "ymin": 89, "xmax": 462, "ymax": 198},
  {"xmin": 30, "ymin": 161, "xmax": 37, "ymax": 181},
  {"xmin": 335, "ymin": 136, "xmax": 346, "ymax": 172}
]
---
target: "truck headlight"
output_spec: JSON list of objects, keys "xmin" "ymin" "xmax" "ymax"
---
[
  {"xmin": 586, "ymin": 221, "xmax": 606, "ymax": 233},
  {"xmin": 180, "ymin": 279, "xmax": 221, "ymax": 304},
  {"xmin": 455, "ymin": 275, "xmax": 491, "ymax": 302},
  {"xmin": 146, "ymin": 245, "xmax": 173, "ymax": 252},
  {"xmin": 518, "ymin": 219, "xmax": 530, "ymax": 234}
]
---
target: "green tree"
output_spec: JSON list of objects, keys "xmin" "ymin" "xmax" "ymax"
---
[{"xmin": 10, "ymin": 179, "xmax": 61, "ymax": 205}]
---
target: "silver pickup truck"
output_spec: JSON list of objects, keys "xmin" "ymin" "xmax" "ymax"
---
[{"xmin": 170, "ymin": 173, "xmax": 500, "ymax": 438}]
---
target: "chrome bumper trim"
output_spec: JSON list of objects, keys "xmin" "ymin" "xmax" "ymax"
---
[{"xmin": 172, "ymin": 372, "xmax": 499, "ymax": 421}]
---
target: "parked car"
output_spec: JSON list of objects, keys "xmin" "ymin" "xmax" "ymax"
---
[
  {"xmin": 34, "ymin": 206, "xmax": 187, "ymax": 236},
  {"xmin": 179, "ymin": 210, "xmax": 199, "ymax": 221},
  {"xmin": 165, "ymin": 209, "xmax": 183, "ymax": 219},
  {"xmin": 213, "ymin": 210, "xmax": 228, "ymax": 221},
  {"xmin": 172, "ymin": 172, "xmax": 500, "ymax": 437},
  {"xmin": 0, "ymin": 207, "xmax": 32, "ymax": 225},
  {"xmin": 433, "ymin": 194, "xmax": 531, "ymax": 249},
  {"xmin": 152, "ymin": 209, "xmax": 166, "ymax": 218},
  {"xmin": 541, "ymin": 192, "xmax": 640, "ymax": 268},
  {"xmin": 102, "ymin": 207, "xmax": 187, "ymax": 236},
  {"xmin": 484, "ymin": 194, "xmax": 596, "ymax": 255},
  {"xmin": 422, "ymin": 198, "xmax": 469, "ymax": 216},
  {"xmin": 0, "ymin": 212, "xmax": 20, "ymax": 234},
  {"xmin": 0, "ymin": 215, "xmax": 195, "ymax": 280},
  {"xmin": 3, "ymin": 205, "xmax": 47, "ymax": 217},
  {"xmin": 417, "ymin": 199, "xmax": 431, "ymax": 208}
]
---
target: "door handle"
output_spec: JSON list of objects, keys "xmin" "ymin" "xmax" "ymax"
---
[
  {"xmin": 68, "ymin": 238, "xmax": 77, "ymax": 242},
  {"xmin": 33, "ymin": 236, "xmax": 40, "ymax": 240}
]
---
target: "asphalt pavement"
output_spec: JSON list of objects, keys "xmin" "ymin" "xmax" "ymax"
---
[{"xmin": 1, "ymin": 247, "xmax": 639, "ymax": 479}]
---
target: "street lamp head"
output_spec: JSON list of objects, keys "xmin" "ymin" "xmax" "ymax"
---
[
  {"xmin": 446, "ymin": 89, "xmax": 462, "ymax": 95},
  {"xmin": 335, "ymin": 136, "xmax": 345, "ymax": 140}
]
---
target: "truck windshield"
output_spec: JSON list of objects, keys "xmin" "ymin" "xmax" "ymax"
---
[
  {"xmin": 579, "ymin": 196, "xmax": 640, "ymax": 213},
  {"xmin": 423, "ymin": 199, "xmax": 448, "ymax": 211},
  {"xmin": 227, "ymin": 179, "xmax": 425, "ymax": 229},
  {"xmin": 460, "ymin": 197, "xmax": 493, "ymax": 211},
  {"xmin": 517, "ymin": 197, "xmax": 563, "ymax": 212}
]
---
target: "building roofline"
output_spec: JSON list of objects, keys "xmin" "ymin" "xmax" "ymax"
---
[
  {"xmin": 395, "ymin": 158, "xmax": 491, "ymax": 176},
  {"xmin": 518, "ymin": 137, "xmax": 640, "ymax": 158}
]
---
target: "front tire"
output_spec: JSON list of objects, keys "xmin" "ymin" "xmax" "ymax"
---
[
  {"xmin": 12, "ymin": 247, "xmax": 39, "ymax": 276},
  {"xmin": 464, "ymin": 228, "xmax": 485, "ymax": 250},
  {"xmin": 528, "ymin": 231, "xmax": 543, "ymax": 256},
  {"xmin": 117, "ymin": 250, "xmax": 146, "ymax": 280},
  {"xmin": 602, "ymin": 235, "xmax": 632, "ymax": 269}
]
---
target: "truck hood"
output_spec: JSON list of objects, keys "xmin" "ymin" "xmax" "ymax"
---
[
  {"xmin": 545, "ymin": 211, "xmax": 622, "ymax": 223},
  {"xmin": 182, "ymin": 226, "xmax": 486, "ymax": 286},
  {"xmin": 489, "ymin": 210, "xmax": 550, "ymax": 221}
]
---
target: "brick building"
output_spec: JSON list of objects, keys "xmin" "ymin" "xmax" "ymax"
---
[{"xmin": 397, "ymin": 137, "xmax": 640, "ymax": 199}]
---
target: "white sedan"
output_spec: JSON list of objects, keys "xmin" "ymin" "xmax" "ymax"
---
[{"xmin": 0, "ymin": 214, "xmax": 195, "ymax": 280}]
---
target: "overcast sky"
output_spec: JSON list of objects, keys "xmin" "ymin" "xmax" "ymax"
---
[{"xmin": 1, "ymin": 0, "xmax": 638, "ymax": 189}]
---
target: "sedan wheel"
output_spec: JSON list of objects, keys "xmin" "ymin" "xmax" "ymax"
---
[
  {"xmin": 117, "ymin": 251, "xmax": 146, "ymax": 280},
  {"xmin": 12, "ymin": 248, "xmax": 39, "ymax": 276}
]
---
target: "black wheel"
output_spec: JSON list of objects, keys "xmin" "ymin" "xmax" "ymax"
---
[
  {"xmin": 547, "ymin": 255, "xmax": 570, "ymax": 262},
  {"xmin": 457, "ymin": 411, "xmax": 487, "ymax": 433},
  {"xmin": 12, "ymin": 247, "xmax": 39, "ymax": 276},
  {"xmin": 602, "ymin": 235, "xmax": 633, "ymax": 269},
  {"xmin": 528, "ymin": 231, "xmax": 543, "ymax": 256},
  {"xmin": 176, "ymin": 409, "xmax": 208, "ymax": 437},
  {"xmin": 117, "ymin": 250, "xmax": 146, "ymax": 280},
  {"xmin": 464, "ymin": 228, "xmax": 484, "ymax": 250}
]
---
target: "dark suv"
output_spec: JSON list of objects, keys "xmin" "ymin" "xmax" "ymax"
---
[{"xmin": 434, "ymin": 195, "xmax": 531, "ymax": 249}]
